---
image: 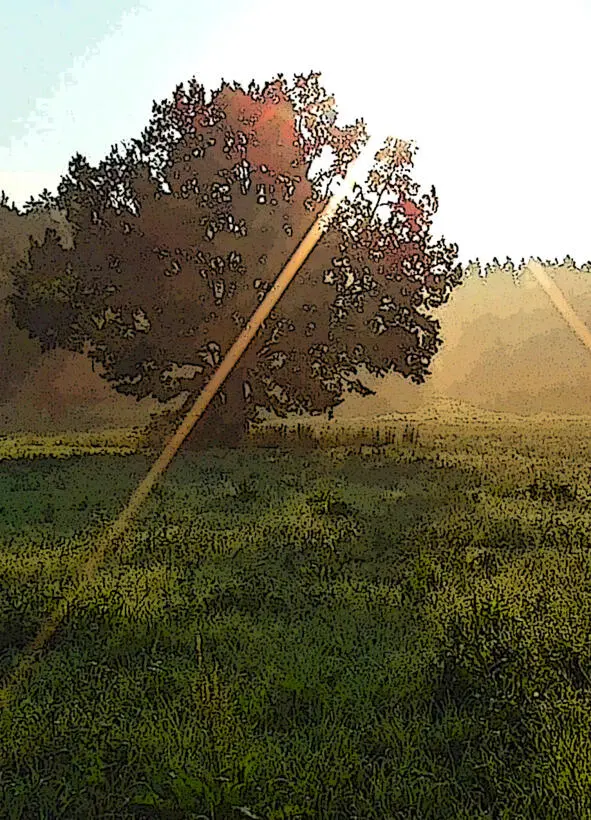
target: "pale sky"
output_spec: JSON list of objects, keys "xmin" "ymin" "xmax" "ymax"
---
[{"xmin": 1, "ymin": 0, "xmax": 590, "ymax": 265}]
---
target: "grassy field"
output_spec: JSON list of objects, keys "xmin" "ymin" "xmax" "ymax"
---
[{"xmin": 1, "ymin": 410, "xmax": 591, "ymax": 818}]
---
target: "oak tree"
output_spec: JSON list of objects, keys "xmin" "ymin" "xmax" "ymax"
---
[{"xmin": 11, "ymin": 72, "xmax": 462, "ymax": 449}]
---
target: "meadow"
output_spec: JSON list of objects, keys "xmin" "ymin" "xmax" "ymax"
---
[{"xmin": 1, "ymin": 409, "xmax": 591, "ymax": 818}]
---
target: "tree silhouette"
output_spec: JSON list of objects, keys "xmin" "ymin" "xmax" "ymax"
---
[
  {"xmin": 0, "ymin": 202, "xmax": 72, "ymax": 403},
  {"xmin": 10, "ymin": 72, "xmax": 462, "ymax": 449}
]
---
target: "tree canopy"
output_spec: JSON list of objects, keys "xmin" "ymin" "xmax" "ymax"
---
[
  {"xmin": 10, "ymin": 72, "xmax": 462, "ymax": 448},
  {"xmin": 0, "ymin": 200, "xmax": 71, "ymax": 403}
]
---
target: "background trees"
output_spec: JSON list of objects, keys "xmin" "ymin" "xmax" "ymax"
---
[
  {"xmin": 10, "ymin": 72, "xmax": 462, "ymax": 449},
  {"xmin": 0, "ymin": 198, "xmax": 69, "ymax": 404}
]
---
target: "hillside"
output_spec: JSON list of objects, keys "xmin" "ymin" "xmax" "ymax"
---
[{"xmin": 332, "ymin": 261, "xmax": 591, "ymax": 420}]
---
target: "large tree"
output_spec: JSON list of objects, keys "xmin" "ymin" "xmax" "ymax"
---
[{"xmin": 10, "ymin": 72, "xmax": 462, "ymax": 449}]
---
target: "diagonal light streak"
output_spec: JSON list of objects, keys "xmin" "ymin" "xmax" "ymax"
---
[
  {"xmin": 0, "ymin": 133, "xmax": 386, "ymax": 710},
  {"xmin": 527, "ymin": 259, "xmax": 591, "ymax": 354}
]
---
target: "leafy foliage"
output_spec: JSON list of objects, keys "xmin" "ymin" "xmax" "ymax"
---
[
  {"xmin": 0, "ymin": 203, "xmax": 72, "ymax": 402},
  {"xmin": 10, "ymin": 72, "xmax": 461, "ymax": 448}
]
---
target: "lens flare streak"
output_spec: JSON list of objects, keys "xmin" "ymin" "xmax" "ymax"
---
[{"xmin": 527, "ymin": 259, "xmax": 591, "ymax": 355}]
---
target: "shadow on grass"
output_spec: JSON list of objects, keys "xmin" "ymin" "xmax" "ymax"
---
[{"xmin": 0, "ymin": 454, "xmax": 152, "ymax": 537}]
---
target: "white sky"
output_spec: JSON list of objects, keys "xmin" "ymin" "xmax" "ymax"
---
[{"xmin": 1, "ymin": 0, "xmax": 590, "ymax": 264}]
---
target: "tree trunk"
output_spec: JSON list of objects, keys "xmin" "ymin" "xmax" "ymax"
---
[
  {"xmin": 146, "ymin": 376, "xmax": 253, "ymax": 453},
  {"xmin": 185, "ymin": 384, "xmax": 251, "ymax": 450}
]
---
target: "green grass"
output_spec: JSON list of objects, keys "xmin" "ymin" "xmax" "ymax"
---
[{"xmin": 2, "ymin": 416, "xmax": 591, "ymax": 818}]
